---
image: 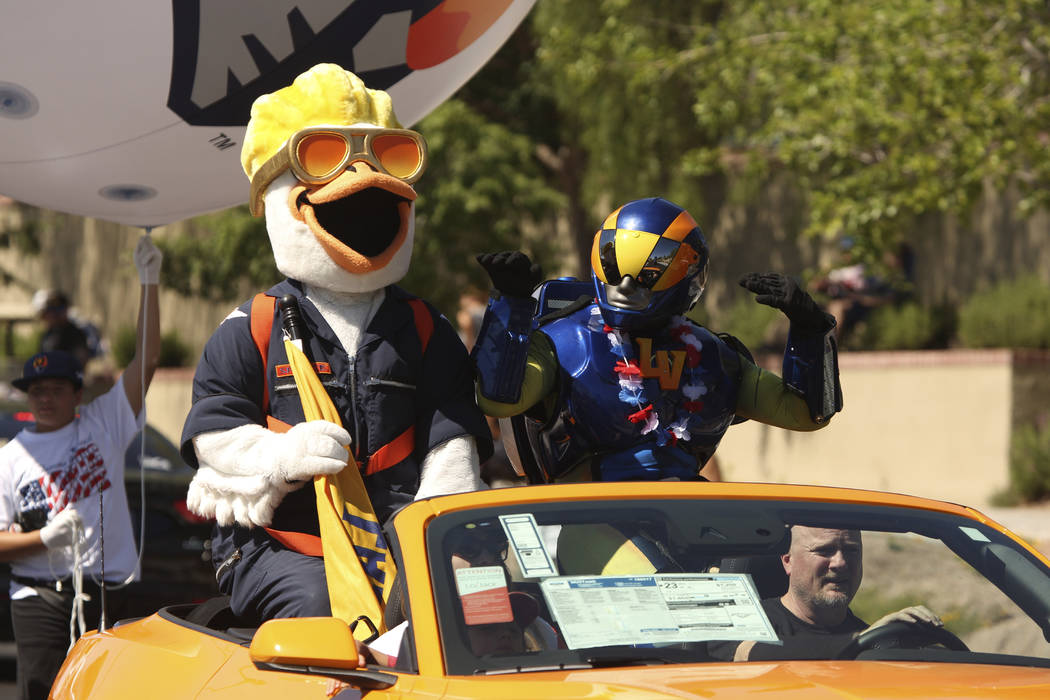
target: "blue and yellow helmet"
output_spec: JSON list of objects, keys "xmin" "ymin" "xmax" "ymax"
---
[{"xmin": 590, "ymin": 197, "xmax": 708, "ymax": 330}]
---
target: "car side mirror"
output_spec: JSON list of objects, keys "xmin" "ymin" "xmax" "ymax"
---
[
  {"xmin": 249, "ymin": 617, "xmax": 398, "ymax": 689},
  {"xmin": 250, "ymin": 617, "xmax": 361, "ymax": 669}
]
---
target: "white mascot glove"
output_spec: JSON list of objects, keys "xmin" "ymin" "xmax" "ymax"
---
[
  {"xmin": 40, "ymin": 509, "xmax": 82, "ymax": 550},
  {"xmin": 187, "ymin": 420, "xmax": 351, "ymax": 528},
  {"xmin": 270, "ymin": 421, "xmax": 351, "ymax": 483},
  {"xmin": 134, "ymin": 235, "xmax": 163, "ymax": 285}
]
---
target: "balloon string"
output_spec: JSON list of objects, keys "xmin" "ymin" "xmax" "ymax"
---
[
  {"xmin": 131, "ymin": 226, "xmax": 150, "ymax": 577},
  {"xmin": 128, "ymin": 226, "xmax": 151, "ymax": 580},
  {"xmin": 68, "ymin": 519, "xmax": 85, "ymax": 653},
  {"xmin": 96, "ymin": 227, "xmax": 155, "ymax": 634}
]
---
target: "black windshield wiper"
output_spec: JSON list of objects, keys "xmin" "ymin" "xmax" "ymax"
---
[
  {"xmin": 584, "ymin": 653, "xmax": 676, "ymax": 667},
  {"xmin": 472, "ymin": 651, "xmax": 683, "ymax": 674},
  {"xmin": 473, "ymin": 663, "xmax": 592, "ymax": 675}
]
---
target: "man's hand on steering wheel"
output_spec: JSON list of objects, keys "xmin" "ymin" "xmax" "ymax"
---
[
  {"xmin": 863, "ymin": 604, "xmax": 942, "ymax": 633},
  {"xmin": 836, "ymin": 605, "xmax": 968, "ymax": 659}
]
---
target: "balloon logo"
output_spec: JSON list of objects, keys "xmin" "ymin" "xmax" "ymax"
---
[{"xmin": 0, "ymin": 0, "xmax": 536, "ymax": 227}]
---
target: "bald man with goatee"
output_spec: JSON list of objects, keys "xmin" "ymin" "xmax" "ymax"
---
[{"xmin": 713, "ymin": 526, "xmax": 943, "ymax": 661}]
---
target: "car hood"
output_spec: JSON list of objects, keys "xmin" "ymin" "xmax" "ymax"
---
[{"xmin": 444, "ymin": 661, "xmax": 1050, "ymax": 698}]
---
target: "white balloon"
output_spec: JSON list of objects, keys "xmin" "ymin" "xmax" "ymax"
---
[{"xmin": 0, "ymin": 0, "xmax": 536, "ymax": 227}]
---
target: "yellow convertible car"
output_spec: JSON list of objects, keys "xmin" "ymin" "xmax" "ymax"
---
[{"xmin": 51, "ymin": 482, "xmax": 1050, "ymax": 698}]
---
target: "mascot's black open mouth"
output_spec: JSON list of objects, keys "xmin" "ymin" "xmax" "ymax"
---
[{"xmin": 304, "ymin": 187, "xmax": 407, "ymax": 257}]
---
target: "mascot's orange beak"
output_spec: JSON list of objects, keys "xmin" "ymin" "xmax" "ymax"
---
[{"xmin": 288, "ymin": 162, "xmax": 417, "ymax": 275}]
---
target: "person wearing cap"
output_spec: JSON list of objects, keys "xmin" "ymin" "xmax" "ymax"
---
[
  {"xmin": 33, "ymin": 290, "xmax": 93, "ymax": 370},
  {"xmin": 0, "ymin": 236, "xmax": 162, "ymax": 700}
]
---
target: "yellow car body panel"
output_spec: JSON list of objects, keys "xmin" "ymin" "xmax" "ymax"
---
[
  {"xmin": 200, "ymin": 647, "xmax": 363, "ymax": 699},
  {"xmin": 50, "ymin": 614, "xmax": 238, "ymax": 699},
  {"xmin": 54, "ymin": 630, "xmax": 1050, "ymax": 700},
  {"xmin": 49, "ymin": 482, "xmax": 1050, "ymax": 699},
  {"xmin": 437, "ymin": 662, "xmax": 1050, "ymax": 698}
]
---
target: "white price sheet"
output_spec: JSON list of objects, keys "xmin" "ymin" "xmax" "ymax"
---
[
  {"xmin": 539, "ymin": 573, "xmax": 778, "ymax": 650},
  {"xmin": 499, "ymin": 513, "xmax": 557, "ymax": 578}
]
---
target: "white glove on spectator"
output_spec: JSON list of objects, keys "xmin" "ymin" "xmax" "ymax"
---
[
  {"xmin": 134, "ymin": 235, "xmax": 163, "ymax": 285},
  {"xmin": 40, "ymin": 509, "xmax": 82, "ymax": 550}
]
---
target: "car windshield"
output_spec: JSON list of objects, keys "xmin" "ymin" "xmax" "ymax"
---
[{"xmin": 426, "ymin": 497, "xmax": 1050, "ymax": 675}]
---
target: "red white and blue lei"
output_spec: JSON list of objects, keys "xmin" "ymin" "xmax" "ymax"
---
[{"xmin": 590, "ymin": 309, "xmax": 709, "ymax": 447}]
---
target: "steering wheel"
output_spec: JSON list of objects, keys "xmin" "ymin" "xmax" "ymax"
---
[{"xmin": 836, "ymin": 620, "xmax": 968, "ymax": 660}]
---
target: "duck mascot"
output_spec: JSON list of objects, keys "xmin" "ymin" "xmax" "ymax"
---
[{"xmin": 180, "ymin": 64, "xmax": 492, "ymax": 626}]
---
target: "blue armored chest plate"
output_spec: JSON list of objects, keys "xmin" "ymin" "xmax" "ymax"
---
[{"xmin": 535, "ymin": 305, "xmax": 740, "ymax": 480}]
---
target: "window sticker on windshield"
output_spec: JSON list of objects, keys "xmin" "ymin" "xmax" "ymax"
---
[
  {"xmin": 499, "ymin": 513, "xmax": 558, "ymax": 578},
  {"xmin": 539, "ymin": 573, "xmax": 778, "ymax": 650},
  {"xmin": 454, "ymin": 565, "xmax": 514, "ymax": 626},
  {"xmin": 959, "ymin": 526, "xmax": 991, "ymax": 542}
]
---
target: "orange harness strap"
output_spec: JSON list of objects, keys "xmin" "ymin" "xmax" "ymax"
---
[
  {"xmin": 363, "ymin": 426, "xmax": 415, "ymax": 475},
  {"xmin": 361, "ymin": 298, "xmax": 431, "ymax": 475},
  {"xmin": 406, "ymin": 297, "xmax": 434, "ymax": 354},
  {"xmin": 248, "ymin": 295, "xmax": 435, "ymax": 556},
  {"xmin": 265, "ymin": 528, "xmax": 324, "ymax": 558},
  {"xmin": 250, "ymin": 293, "xmax": 277, "ymax": 414},
  {"xmin": 262, "ymin": 415, "xmax": 324, "ymax": 557}
]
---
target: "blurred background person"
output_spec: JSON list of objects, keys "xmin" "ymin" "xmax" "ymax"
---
[
  {"xmin": 31, "ymin": 290, "xmax": 100, "ymax": 370},
  {"xmin": 814, "ymin": 240, "xmax": 916, "ymax": 346}
]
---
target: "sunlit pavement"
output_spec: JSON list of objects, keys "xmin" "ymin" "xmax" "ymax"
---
[
  {"xmin": 0, "ymin": 658, "xmax": 13, "ymax": 699},
  {"xmin": 984, "ymin": 505, "xmax": 1050, "ymax": 557}
]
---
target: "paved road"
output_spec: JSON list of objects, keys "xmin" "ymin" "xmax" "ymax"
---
[
  {"xmin": 0, "ymin": 658, "xmax": 15, "ymax": 700},
  {"xmin": 982, "ymin": 505, "xmax": 1050, "ymax": 556}
]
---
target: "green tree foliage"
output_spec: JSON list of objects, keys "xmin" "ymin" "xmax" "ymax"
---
[
  {"xmin": 112, "ymin": 326, "xmax": 192, "ymax": 368},
  {"xmin": 696, "ymin": 297, "xmax": 782, "ymax": 354},
  {"xmin": 1003, "ymin": 421, "xmax": 1050, "ymax": 504},
  {"xmin": 156, "ymin": 206, "xmax": 279, "ymax": 302},
  {"xmin": 0, "ymin": 202, "xmax": 43, "ymax": 255},
  {"xmin": 533, "ymin": 1, "xmax": 718, "ymax": 216},
  {"xmin": 454, "ymin": 19, "xmax": 595, "ymax": 277},
  {"xmin": 152, "ymin": 0, "xmax": 1050, "ymax": 319},
  {"xmin": 957, "ymin": 275, "xmax": 1050, "ymax": 348},
  {"xmin": 850, "ymin": 302, "xmax": 956, "ymax": 351},
  {"xmin": 404, "ymin": 98, "xmax": 564, "ymax": 317},
  {"xmin": 533, "ymin": 0, "xmax": 1050, "ymax": 263}
]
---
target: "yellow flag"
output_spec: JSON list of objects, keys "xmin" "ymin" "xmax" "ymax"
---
[{"xmin": 284, "ymin": 339, "xmax": 396, "ymax": 637}]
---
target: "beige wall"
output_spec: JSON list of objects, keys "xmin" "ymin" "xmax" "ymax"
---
[
  {"xmin": 145, "ymin": 367, "xmax": 195, "ymax": 450},
  {"xmin": 716, "ymin": 349, "xmax": 1027, "ymax": 507}
]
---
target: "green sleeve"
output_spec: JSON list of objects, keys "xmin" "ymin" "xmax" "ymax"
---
[
  {"xmin": 734, "ymin": 355, "xmax": 828, "ymax": 431},
  {"xmin": 477, "ymin": 332, "xmax": 557, "ymax": 418}
]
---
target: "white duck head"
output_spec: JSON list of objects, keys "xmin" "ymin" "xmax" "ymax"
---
[{"xmin": 241, "ymin": 64, "xmax": 426, "ymax": 294}]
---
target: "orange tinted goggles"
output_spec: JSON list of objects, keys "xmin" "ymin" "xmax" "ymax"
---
[{"xmin": 249, "ymin": 125, "xmax": 427, "ymax": 215}]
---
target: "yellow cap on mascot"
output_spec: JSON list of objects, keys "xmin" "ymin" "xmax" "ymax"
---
[
  {"xmin": 241, "ymin": 63, "xmax": 402, "ymax": 182},
  {"xmin": 242, "ymin": 63, "xmax": 419, "ymax": 293}
]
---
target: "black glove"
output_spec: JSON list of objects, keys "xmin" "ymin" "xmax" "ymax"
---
[
  {"xmin": 739, "ymin": 272, "xmax": 834, "ymax": 332},
  {"xmin": 476, "ymin": 251, "xmax": 543, "ymax": 298}
]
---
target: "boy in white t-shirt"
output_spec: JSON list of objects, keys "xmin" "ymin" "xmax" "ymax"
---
[{"xmin": 0, "ymin": 236, "xmax": 162, "ymax": 700}]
